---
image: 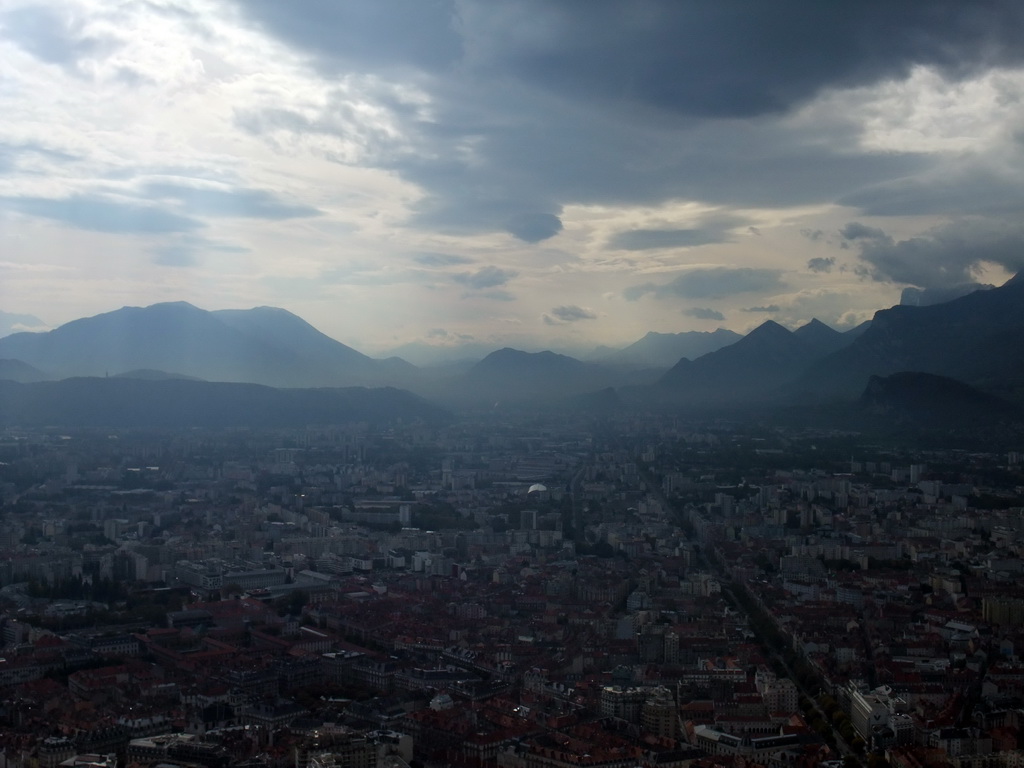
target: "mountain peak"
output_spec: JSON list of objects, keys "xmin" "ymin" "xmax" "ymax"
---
[
  {"xmin": 0, "ymin": 302, "xmax": 400, "ymax": 388},
  {"xmin": 482, "ymin": 347, "xmax": 529, "ymax": 361},
  {"xmin": 601, "ymin": 328, "xmax": 742, "ymax": 368},
  {"xmin": 244, "ymin": 305, "xmax": 299, "ymax": 316},
  {"xmin": 792, "ymin": 318, "xmax": 854, "ymax": 356},
  {"xmin": 746, "ymin": 319, "xmax": 791, "ymax": 338},
  {"xmin": 136, "ymin": 300, "xmax": 202, "ymax": 311},
  {"xmin": 656, "ymin": 314, "xmax": 863, "ymax": 404},
  {"xmin": 478, "ymin": 347, "xmax": 578, "ymax": 367},
  {"xmin": 794, "ymin": 318, "xmax": 833, "ymax": 332},
  {"xmin": 799, "ymin": 270, "xmax": 1024, "ymax": 399}
]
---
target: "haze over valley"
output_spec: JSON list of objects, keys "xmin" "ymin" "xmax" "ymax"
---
[{"xmin": 2, "ymin": 274, "xmax": 1023, "ymax": 432}]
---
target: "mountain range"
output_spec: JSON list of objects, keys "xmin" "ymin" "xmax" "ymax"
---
[
  {"xmin": 0, "ymin": 310, "xmax": 46, "ymax": 338},
  {"xmin": 798, "ymin": 274, "xmax": 1024, "ymax": 402},
  {"xmin": 860, "ymin": 371, "xmax": 1021, "ymax": 426},
  {"xmin": 646, "ymin": 279, "xmax": 1022, "ymax": 409},
  {"xmin": 0, "ymin": 358, "xmax": 49, "ymax": 384},
  {"xmin": 0, "ymin": 378, "xmax": 448, "ymax": 429},
  {"xmin": 0, "ymin": 302, "xmax": 410, "ymax": 389},
  {"xmin": 427, "ymin": 347, "xmax": 656, "ymax": 407},
  {"xmin": 648, "ymin": 318, "xmax": 865, "ymax": 406},
  {"xmin": 598, "ymin": 328, "xmax": 742, "ymax": 368},
  {"xmin": 1, "ymin": 275, "xmax": 1022, "ymax": 423}
]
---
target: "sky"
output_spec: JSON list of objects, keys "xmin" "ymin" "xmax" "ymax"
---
[{"xmin": 2, "ymin": 0, "xmax": 1024, "ymax": 360}]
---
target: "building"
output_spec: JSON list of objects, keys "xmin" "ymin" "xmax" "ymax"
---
[
  {"xmin": 642, "ymin": 686, "xmax": 678, "ymax": 739},
  {"xmin": 848, "ymin": 684, "xmax": 908, "ymax": 741},
  {"xmin": 600, "ymin": 686, "xmax": 647, "ymax": 723}
]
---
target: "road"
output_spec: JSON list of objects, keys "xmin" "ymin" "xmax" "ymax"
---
[
  {"xmin": 568, "ymin": 463, "xmax": 587, "ymax": 546},
  {"xmin": 639, "ymin": 465, "xmax": 861, "ymax": 764}
]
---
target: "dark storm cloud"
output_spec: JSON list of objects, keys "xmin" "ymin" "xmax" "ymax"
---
[
  {"xmin": 232, "ymin": 0, "xmax": 1005, "ymax": 240},
  {"xmin": 843, "ymin": 218, "xmax": 1024, "ymax": 288},
  {"xmin": 142, "ymin": 182, "xmax": 321, "ymax": 220},
  {"xmin": 453, "ymin": 265, "xmax": 517, "ymax": 290},
  {"xmin": 235, "ymin": 0, "xmax": 462, "ymax": 72},
  {"xmin": 505, "ymin": 212, "xmax": 563, "ymax": 243},
  {"xmin": 684, "ymin": 307, "xmax": 725, "ymax": 321},
  {"xmin": 391, "ymin": 178, "xmax": 563, "ymax": 240},
  {"xmin": 609, "ymin": 214, "xmax": 746, "ymax": 250},
  {"xmin": 840, "ymin": 166, "xmax": 1024, "ymax": 217},
  {"xmin": 464, "ymin": 1, "xmax": 1024, "ymax": 118},
  {"xmin": 807, "ymin": 257, "xmax": 835, "ymax": 273},
  {"xmin": 624, "ymin": 267, "xmax": 785, "ymax": 301},
  {"xmin": 384, "ymin": 92, "xmax": 928, "ymax": 240},
  {"xmin": 1, "ymin": 195, "xmax": 202, "ymax": 234},
  {"xmin": 218, "ymin": 0, "xmax": 1024, "ymax": 264},
  {"xmin": 237, "ymin": 1, "xmax": 1024, "ymax": 118},
  {"xmin": 840, "ymin": 222, "xmax": 888, "ymax": 241}
]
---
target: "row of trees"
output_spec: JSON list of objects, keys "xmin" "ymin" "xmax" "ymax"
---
[
  {"xmin": 726, "ymin": 579, "xmax": 868, "ymax": 760},
  {"xmin": 15, "ymin": 580, "xmax": 188, "ymax": 631},
  {"xmin": 25, "ymin": 574, "xmax": 129, "ymax": 603}
]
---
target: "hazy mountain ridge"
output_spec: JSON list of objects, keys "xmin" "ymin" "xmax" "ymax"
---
[
  {"xmin": 651, "ymin": 319, "xmax": 856, "ymax": 405},
  {"xmin": 0, "ymin": 302, "xmax": 410, "ymax": 389},
  {"xmin": 0, "ymin": 301, "xmax": 735, "ymax": 406},
  {"xmin": 800, "ymin": 273, "xmax": 1024, "ymax": 401},
  {"xmin": 791, "ymin": 318, "xmax": 855, "ymax": 355},
  {"xmin": 0, "ymin": 358, "xmax": 51, "ymax": 384},
  {"xmin": 599, "ymin": 328, "xmax": 742, "ymax": 368},
  {"xmin": 860, "ymin": 371, "xmax": 1020, "ymax": 424},
  {"xmin": 375, "ymin": 339, "xmax": 505, "ymax": 368},
  {"xmin": 0, "ymin": 378, "xmax": 449, "ymax": 429},
  {"xmin": 4, "ymin": 278, "xmax": 1023, "ymax": 419},
  {"xmin": 899, "ymin": 282, "xmax": 993, "ymax": 307},
  {"xmin": 112, "ymin": 369, "xmax": 205, "ymax": 381},
  {"xmin": 417, "ymin": 347, "xmax": 665, "ymax": 407},
  {"xmin": 213, "ymin": 306, "xmax": 374, "ymax": 367},
  {"xmin": 441, "ymin": 318, "xmax": 872, "ymax": 408},
  {"xmin": 646, "ymin": 276, "xmax": 1024, "ymax": 409},
  {"xmin": 0, "ymin": 310, "xmax": 47, "ymax": 338},
  {"xmin": 443, "ymin": 348, "xmax": 625, "ymax": 405}
]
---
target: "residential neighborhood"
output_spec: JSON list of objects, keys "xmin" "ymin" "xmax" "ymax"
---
[{"xmin": 1, "ymin": 418, "xmax": 1023, "ymax": 768}]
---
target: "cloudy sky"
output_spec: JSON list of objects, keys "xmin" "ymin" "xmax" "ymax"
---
[{"xmin": 2, "ymin": 0, "xmax": 1024, "ymax": 359}]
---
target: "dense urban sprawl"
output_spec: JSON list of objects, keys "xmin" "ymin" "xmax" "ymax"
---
[{"xmin": 1, "ymin": 417, "xmax": 1023, "ymax": 768}]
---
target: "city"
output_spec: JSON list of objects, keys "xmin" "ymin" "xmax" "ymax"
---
[
  {"xmin": 1, "ymin": 415, "xmax": 1022, "ymax": 768},
  {"xmin": 3, "ymin": 2, "xmax": 1024, "ymax": 768}
]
